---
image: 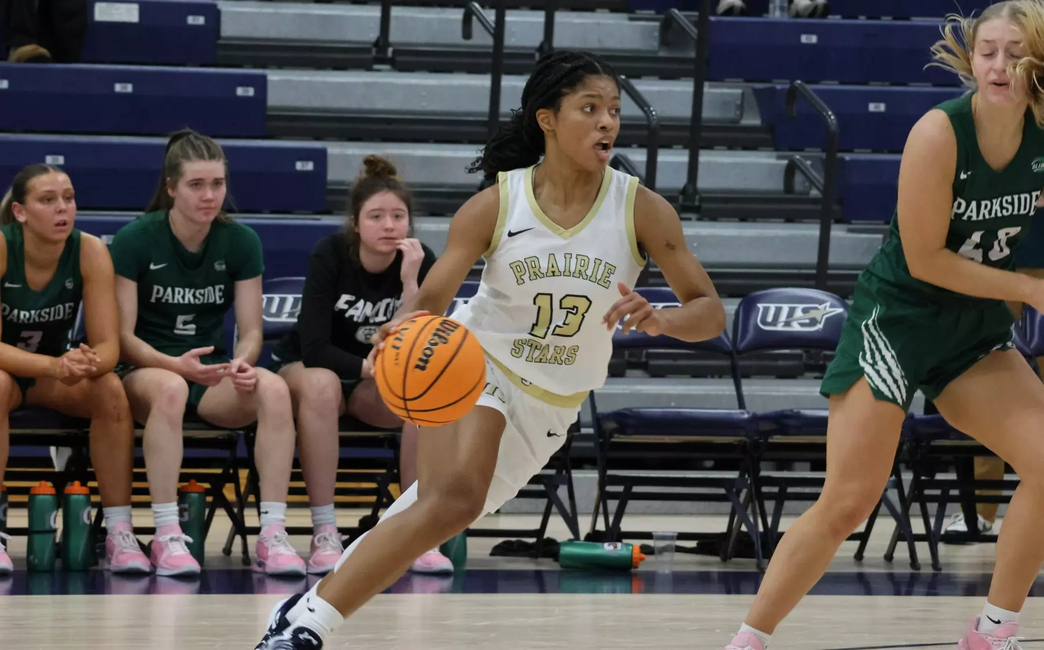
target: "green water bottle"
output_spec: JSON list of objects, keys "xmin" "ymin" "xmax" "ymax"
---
[
  {"xmin": 61, "ymin": 482, "xmax": 92, "ymax": 571},
  {"xmin": 0, "ymin": 484, "xmax": 8, "ymax": 537},
  {"xmin": 439, "ymin": 531, "xmax": 467, "ymax": 570},
  {"xmin": 178, "ymin": 480, "xmax": 207, "ymax": 565},
  {"xmin": 27, "ymin": 481, "xmax": 58, "ymax": 572},
  {"xmin": 557, "ymin": 540, "xmax": 646, "ymax": 571}
]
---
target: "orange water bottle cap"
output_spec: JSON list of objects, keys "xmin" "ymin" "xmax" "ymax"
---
[
  {"xmin": 30, "ymin": 481, "xmax": 55, "ymax": 495},
  {"xmin": 631, "ymin": 544, "xmax": 647, "ymax": 569},
  {"xmin": 180, "ymin": 479, "xmax": 206, "ymax": 493},
  {"xmin": 64, "ymin": 481, "xmax": 89, "ymax": 495}
]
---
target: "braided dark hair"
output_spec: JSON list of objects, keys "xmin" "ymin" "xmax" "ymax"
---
[{"xmin": 468, "ymin": 50, "xmax": 619, "ymax": 180}]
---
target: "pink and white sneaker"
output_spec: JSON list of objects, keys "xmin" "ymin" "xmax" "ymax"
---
[
  {"xmin": 255, "ymin": 524, "xmax": 307, "ymax": 577},
  {"xmin": 307, "ymin": 524, "xmax": 343, "ymax": 575},
  {"xmin": 410, "ymin": 548, "xmax": 454, "ymax": 575},
  {"xmin": 0, "ymin": 533, "xmax": 12, "ymax": 574},
  {"xmin": 724, "ymin": 631, "xmax": 766, "ymax": 650},
  {"xmin": 106, "ymin": 522, "xmax": 151, "ymax": 574},
  {"xmin": 958, "ymin": 617, "xmax": 1023, "ymax": 650},
  {"xmin": 150, "ymin": 524, "xmax": 201, "ymax": 577}
]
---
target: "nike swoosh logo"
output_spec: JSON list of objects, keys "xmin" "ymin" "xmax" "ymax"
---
[
  {"xmin": 150, "ymin": 262, "xmax": 168, "ymax": 270},
  {"xmin": 507, "ymin": 228, "xmax": 534, "ymax": 238},
  {"xmin": 547, "ymin": 430, "xmax": 563, "ymax": 438},
  {"xmin": 987, "ymin": 616, "xmax": 1002, "ymax": 625}
]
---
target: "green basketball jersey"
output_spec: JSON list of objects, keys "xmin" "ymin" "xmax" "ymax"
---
[
  {"xmin": 0, "ymin": 224, "xmax": 82, "ymax": 357},
  {"xmin": 866, "ymin": 93, "xmax": 1044, "ymax": 304},
  {"xmin": 109, "ymin": 211, "xmax": 264, "ymax": 358}
]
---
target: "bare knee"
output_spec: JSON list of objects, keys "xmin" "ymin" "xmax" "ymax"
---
[
  {"xmin": 0, "ymin": 371, "xmax": 18, "ymax": 414},
  {"xmin": 255, "ymin": 370, "xmax": 293, "ymax": 422},
  {"xmin": 146, "ymin": 375, "xmax": 189, "ymax": 423},
  {"xmin": 86, "ymin": 373, "xmax": 131, "ymax": 420},
  {"xmin": 295, "ymin": 368, "xmax": 342, "ymax": 417},
  {"xmin": 425, "ymin": 479, "xmax": 489, "ymax": 535},
  {"xmin": 816, "ymin": 489, "xmax": 882, "ymax": 541}
]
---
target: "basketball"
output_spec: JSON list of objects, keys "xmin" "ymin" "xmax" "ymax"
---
[{"xmin": 374, "ymin": 315, "xmax": 487, "ymax": 427}]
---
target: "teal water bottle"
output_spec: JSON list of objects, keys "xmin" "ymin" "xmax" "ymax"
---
[
  {"xmin": 178, "ymin": 480, "xmax": 206, "ymax": 565},
  {"xmin": 439, "ymin": 531, "xmax": 467, "ymax": 570},
  {"xmin": 0, "ymin": 484, "xmax": 8, "ymax": 537},
  {"xmin": 557, "ymin": 540, "xmax": 646, "ymax": 571},
  {"xmin": 61, "ymin": 481, "xmax": 92, "ymax": 571},
  {"xmin": 27, "ymin": 481, "xmax": 58, "ymax": 571}
]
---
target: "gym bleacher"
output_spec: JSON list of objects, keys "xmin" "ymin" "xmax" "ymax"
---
[{"xmin": 0, "ymin": 0, "xmax": 1019, "ymax": 571}]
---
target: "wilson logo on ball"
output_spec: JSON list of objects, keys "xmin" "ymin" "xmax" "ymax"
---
[{"xmin": 413, "ymin": 320, "xmax": 461, "ymax": 371}]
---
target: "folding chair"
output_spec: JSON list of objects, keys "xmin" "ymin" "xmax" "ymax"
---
[{"xmin": 589, "ymin": 287, "xmax": 769, "ymax": 567}]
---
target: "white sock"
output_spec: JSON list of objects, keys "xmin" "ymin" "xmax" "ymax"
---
[
  {"xmin": 104, "ymin": 505, "xmax": 132, "ymax": 531},
  {"xmin": 289, "ymin": 593, "xmax": 344, "ymax": 641},
  {"xmin": 311, "ymin": 504, "xmax": 336, "ymax": 529},
  {"xmin": 739, "ymin": 624, "xmax": 772, "ymax": 648},
  {"xmin": 152, "ymin": 502, "xmax": 179, "ymax": 529},
  {"xmin": 979, "ymin": 603, "xmax": 1020, "ymax": 634},
  {"xmin": 260, "ymin": 502, "xmax": 286, "ymax": 529}
]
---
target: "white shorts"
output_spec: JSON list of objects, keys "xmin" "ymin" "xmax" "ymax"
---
[{"xmin": 476, "ymin": 355, "xmax": 580, "ymax": 514}]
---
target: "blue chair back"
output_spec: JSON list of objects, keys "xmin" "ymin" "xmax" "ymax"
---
[
  {"xmin": 733, "ymin": 287, "xmax": 849, "ymax": 354},
  {"xmin": 1020, "ymin": 306, "xmax": 1044, "ymax": 358},
  {"xmin": 260, "ymin": 277, "xmax": 305, "ymax": 343},
  {"xmin": 609, "ymin": 286, "xmax": 733, "ymax": 355}
]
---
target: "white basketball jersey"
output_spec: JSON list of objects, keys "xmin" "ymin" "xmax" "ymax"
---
[{"xmin": 453, "ymin": 165, "xmax": 646, "ymax": 402}]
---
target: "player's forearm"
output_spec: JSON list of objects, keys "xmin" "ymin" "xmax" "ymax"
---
[
  {"xmin": 233, "ymin": 330, "xmax": 262, "ymax": 366},
  {"xmin": 396, "ymin": 285, "xmax": 452, "ymax": 322},
  {"xmin": 909, "ymin": 250, "xmax": 1037, "ymax": 304},
  {"xmin": 657, "ymin": 296, "xmax": 727, "ymax": 342},
  {"xmin": 0, "ymin": 344, "xmax": 57, "ymax": 379},
  {"xmin": 119, "ymin": 333, "xmax": 180, "ymax": 373},
  {"xmin": 89, "ymin": 340, "xmax": 120, "ymax": 376}
]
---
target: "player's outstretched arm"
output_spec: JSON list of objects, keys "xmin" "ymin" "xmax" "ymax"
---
[
  {"xmin": 900, "ymin": 109, "xmax": 1044, "ymax": 309},
  {"xmin": 633, "ymin": 186, "xmax": 726, "ymax": 342},
  {"xmin": 393, "ymin": 185, "xmax": 499, "ymax": 320}
]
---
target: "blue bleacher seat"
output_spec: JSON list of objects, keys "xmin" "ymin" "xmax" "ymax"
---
[
  {"xmin": 754, "ymin": 85, "xmax": 964, "ymax": 152},
  {"xmin": 830, "ymin": 0, "xmax": 994, "ymax": 18},
  {"xmin": 734, "ymin": 287, "xmax": 849, "ymax": 436},
  {"xmin": 0, "ymin": 135, "xmax": 328, "ymax": 213},
  {"xmin": 0, "ymin": 63, "xmax": 266, "ymax": 138},
  {"xmin": 82, "ymin": 0, "xmax": 218, "ymax": 65},
  {"xmin": 709, "ymin": 17, "xmax": 958, "ymax": 85},
  {"xmin": 837, "ymin": 154, "xmax": 901, "ymax": 222}
]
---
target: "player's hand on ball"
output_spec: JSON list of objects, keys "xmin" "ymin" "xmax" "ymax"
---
[
  {"xmin": 229, "ymin": 358, "xmax": 258, "ymax": 393},
  {"xmin": 603, "ymin": 282, "xmax": 662, "ymax": 336},
  {"xmin": 367, "ymin": 310, "xmax": 432, "ymax": 365}
]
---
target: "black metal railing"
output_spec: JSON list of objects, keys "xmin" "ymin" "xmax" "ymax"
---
[
  {"xmin": 616, "ymin": 75, "xmax": 659, "ymax": 191},
  {"xmin": 610, "ymin": 152, "xmax": 644, "ymax": 184},
  {"xmin": 785, "ymin": 80, "xmax": 839, "ymax": 291},
  {"xmin": 660, "ymin": 2, "xmax": 709, "ymax": 214},
  {"xmin": 373, "ymin": 0, "xmax": 394, "ymax": 66},
  {"xmin": 537, "ymin": 0, "xmax": 556, "ymax": 59},
  {"xmin": 463, "ymin": 0, "xmax": 507, "ymax": 141}
]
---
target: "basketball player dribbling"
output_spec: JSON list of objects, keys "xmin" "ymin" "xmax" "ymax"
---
[
  {"xmin": 254, "ymin": 49, "xmax": 727, "ymax": 649},
  {"xmin": 722, "ymin": 3, "xmax": 1044, "ymax": 650}
]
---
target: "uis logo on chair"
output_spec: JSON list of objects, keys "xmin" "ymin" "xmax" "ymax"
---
[
  {"xmin": 756, "ymin": 302, "xmax": 844, "ymax": 332},
  {"xmin": 262, "ymin": 294, "xmax": 302, "ymax": 323}
]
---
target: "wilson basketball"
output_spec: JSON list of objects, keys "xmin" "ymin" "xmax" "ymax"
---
[{"xmin": 375, "ymin": 315, "xmax": 487, "ymax": 427}]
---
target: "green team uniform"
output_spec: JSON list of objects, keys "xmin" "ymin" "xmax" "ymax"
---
[
  {"xmin": 109, "ymin": 211, "xmax": 265, "ymax": 408},
  {"xmin": 821, "ymin": 94, "xmax": 1044, "ymax": 410},
  {"xmin": 0, "ymin": 223, "xmax": 82, "ymax": 398}
]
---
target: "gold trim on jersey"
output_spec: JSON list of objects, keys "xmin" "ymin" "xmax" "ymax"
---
[
  {"xmin": 524, "ymin": 164, "xmax": 612, "ymax": 240},
  {"xmin": 487, "ymin": 354, "xmax": 589, "ymax": 409},
  {"xmin": 624, "ymin": 175, "xmax": 646, "ymax": 268},
  {"xmin": 484, "ymin": 171, "xmax": 510, "ymax": 259}
]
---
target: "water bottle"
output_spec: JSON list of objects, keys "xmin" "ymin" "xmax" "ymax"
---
[
  {"xmin": 27, "ymin": 481, "xmax": 58, "ymax": 571},
  {"xmin": 557, "ymin": 540, "xmax": 646, "ymax": 571},
  {"xmin": 0, "ymin": 484, "xmax": 8, "ymax": 537},
  {"xmin": 439, "ymin": 531, "xmax": 467, "ymax": 570},
  {"xmin": 61, "ymin": 481, "xmax": 92, "ymax": 571},
  {"xmin": 178, "ymin": 480, "xmax": 207, "ymax": 565}
]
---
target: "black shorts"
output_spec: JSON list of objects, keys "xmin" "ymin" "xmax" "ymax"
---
[{"xmin": 268, "ymin": 349, "xmax": 360, "ymax": 404}]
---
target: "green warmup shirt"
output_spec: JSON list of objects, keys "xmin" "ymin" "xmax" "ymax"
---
[{"xmin": 109, "ymin": 211, "xmax": 264, "ymax": 359}]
